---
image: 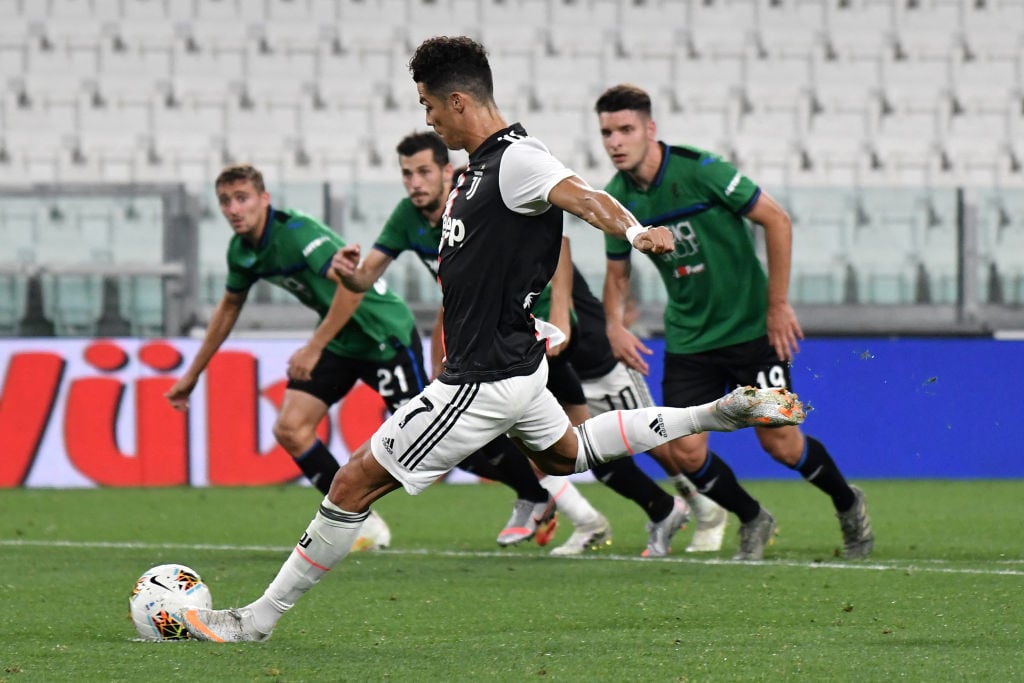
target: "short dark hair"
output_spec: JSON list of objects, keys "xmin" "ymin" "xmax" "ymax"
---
[
  {"xmin": 215, "ymin": 163, "xmax": 265, "ymax": 193},
  {"xmin": 396, "ymin": 131, "xmax": 449, "ymax": 166},
  {"xmin": 409, "ymin": 36, "xmax": 494, "ymax": 104},
  {"xmin": 594, "ymin": 84, "xmax": 653, "ymax": 117}
]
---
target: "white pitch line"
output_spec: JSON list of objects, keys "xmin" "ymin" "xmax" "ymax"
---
[{"xmin": 2, "ymin": 538, "xmax": 1023, "ymax": 577}]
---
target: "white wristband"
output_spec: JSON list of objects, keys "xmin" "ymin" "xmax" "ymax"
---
[{"xmin": 625, "ymin": 225, "xmax": 648, "ymax": 247}]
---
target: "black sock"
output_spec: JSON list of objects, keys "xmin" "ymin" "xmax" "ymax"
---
[
  {"xmin": 457, "ymin": 436, "xmax": 549, "ymax": 503},
  {"xmin": 294, "ymin": 440, "xmax": 340, "ymax": 495},
  {"xmin": 593, "ymin": 458, "xmax": 674, "ymax": 522},
  {"xmin": 793, "ymin": 436, "xmax": 856, "ymax": 512},
  {"xmin": 685, "ymin": 451, "xmax": 761, "ymax": 523}
]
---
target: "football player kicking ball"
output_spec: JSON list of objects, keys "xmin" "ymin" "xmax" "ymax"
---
[
  {"xmin": 164, "ymin": 164, "xmax": 557, "ymax": 551},
  {"xmin": 179, "ymin": 36, "xmax": 804, "ymax": 643},
  {"xmin": 335, "ymin": 129, "xmax": 608, "ymax": 548}
]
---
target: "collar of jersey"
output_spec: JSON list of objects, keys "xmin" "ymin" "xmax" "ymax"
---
[
  {"xmin": 257, "ymin": 205, "xmax": 275, "ymax": 250},
  {"xmin": 623, "ymin": 141, "xmax": 671, "ymax": 193},
  {"xmin": 470, "ymin": 122, "xmax": 527, "ymax": 161}
]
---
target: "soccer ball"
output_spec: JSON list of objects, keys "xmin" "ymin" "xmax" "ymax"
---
[{"xmin": 129, "ymin": 564, "xmax": 212, "ymax": 641}]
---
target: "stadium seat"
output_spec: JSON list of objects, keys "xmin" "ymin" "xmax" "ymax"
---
[
  {"xmin": 546, "ymin": 0, "xmax": 618, "ymax": 55},
  {"xmin": 950, "ymin": 52, "xmax": 1023, "ymax": 108},
  {"xmin": 786, "ymin": 188, "xmax": 853, "ymax": 305},
  {"xmin": 0, "ymin": 273, "xmax": 27, "ymax": 335},
  {"xmin": 978, "ymin": 188, "xmax": 1024, "ymax": 304},
  {"xmin": 42, "ymin": 272, "xmax": 104, "ymax": 336},
  {"xmin": 403, "ymin": 0, "xmax": 481, "ymax": 45},
  {"xmin": 809, "ymin": 51, "xmax": 884, "ymax": 111},
  {"xmin": 656, "ymin": 106, "xmax": 732, "ymax": 156},
  {"xmin": 120, "ymin": 0, "xmax": 170, "ymax": 20},
  {"xmin": 741, "ymin": 50, "xmax": 813, "ymax": 111},
  {"xmin": 751, "ymin": 0, "xmax": 826, "ymax": 59},
  {"xmin": 913, "ymin": 189, "xmax": 959, "ymax": 304},
  {"xmin": 241, "ymin": 44, "xmax": 316, "ymax": 104},
  {"xmin": 150, "ymin": 99, "xmax": 227, "ymax": 161},
  {"xmin": 847, "ymin": 188, "xmax": 924, "ymax": 304},
  {"xmin": 487, "ymin": 49, "xmax": 537, "ymax": 114},
  {"xmin": 170, "ymin": 42, "xmax": 247, "ymax": 102},
  {"xmin": 76, "ymin": 98, "xmax": 151, "ymax": 164},
  {"xmin": 314, "ymin": 45, "xmax": 393, "ymax": 108},
  {"xmin": 801, "ymin": 103, "xmax": 873, "ymax": 185},
  {"xmin": 962, "ymin": 0, "xmax": 1024, "ymax": 58},
  {"xmin": 732, "ymin": 104, "xmax": 802, "ymax": 187},
  {"xmin": 821, "ymin": 1, "xmax": 896, "ymax": 59},
  {"xmin": 524, "ymin": 108, "xmax": 589, "ymax": 171},
  {"xmin": 296, "ymin": 101, "xmax": 374, "ymax": 171},
  {"xmin": 193, "ymin": 0, "xmax": 243, "ymax": 22},
  {"xmin": 2, "ymin": 97, "xmax": 78, "ymax": 156},
  {"xmin": 531, "ymin": 50, "xmax": 605, "ymax": 112},
  {"xmin": 685, "ymin": 0, "xmax": 756, "ymax": 60},
  {"xmin": 0, "ymin": 201, "xmax": 40, "ymax": 264},
  {"xmin": 119, "ymin": 275, "xmax": 166, "ymax": 336},
  {"xmin": 942, "ymin": 104, "xmax": 1014, "ymax": 186},
  {"xmin": 879, "ymin": 53, "xmax": 954, "ymax": 111},
  {"xmin": 871, "ymin": 106, "xmax": 944, "ymax": 186},
  {"xmin": 672, "ymin": 53, "xmax": 745, "ymax": 113}
]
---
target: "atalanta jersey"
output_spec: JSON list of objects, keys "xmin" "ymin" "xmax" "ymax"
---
[
  {"xmin": 605, "ymin": 143, "xmax": 766, "ymax": 354},
  {"xmin": 436, "ymin": 123, "xmax": 574, "ymax": 384},
  {"xmin": 224, "ymin": 206, "xmax": 415, "ymax": 362},
  {"xmin": 373, "ymin": 196, "xmax": 442, "ymax": 278}
]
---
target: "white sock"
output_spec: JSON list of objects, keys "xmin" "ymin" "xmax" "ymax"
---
[
  {"xmin": 247, "ymin": 497, "xmax": 367, "ymax": 633},
  {"xmin": 573, "ymin": 404, "xmax": 723, "ymax": 473},
  {"xmin": 539, "ymin": 475, "xmax": 602, "ymax": 526}
]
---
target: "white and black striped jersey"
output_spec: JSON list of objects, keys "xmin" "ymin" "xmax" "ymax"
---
[{"xmin": 437, "ymin": 123, "xmax": 574, "ymax": 385}]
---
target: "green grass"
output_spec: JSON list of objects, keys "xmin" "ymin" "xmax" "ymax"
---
[{"xmin": 0, "ymin": 481, "xmax": 1022, "ymax": 682}]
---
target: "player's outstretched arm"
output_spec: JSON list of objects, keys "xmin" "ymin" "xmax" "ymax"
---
[
  {"xmin": 547, "ymin": 175, "xmax": 674, "ymax": 254},
  {"xmin": 164, "ymin": 290, "xmax": 246, "ymax": 411},
  {"xmin": 331, "ymin": 245, "xmax": 393, "ymax": 293}
]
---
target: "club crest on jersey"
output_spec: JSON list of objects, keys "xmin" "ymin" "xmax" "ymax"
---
[
  {"xmin": 442, "ymin": 215, "xmax": 465, "ymax": 247},
  {"xmin": 464, "ymin": 175, "xmax": 482, "ymax": 199}
]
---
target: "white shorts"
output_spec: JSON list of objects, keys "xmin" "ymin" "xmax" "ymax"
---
[
  {"xmin": 581, "ymin": 362, "xmax": 656, "ymax": 416},
  {"xmin": 370, "ymin": 359, "xmax": 571, "ymax": 494}
]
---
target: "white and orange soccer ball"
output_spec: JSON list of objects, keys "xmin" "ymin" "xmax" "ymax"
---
[{"xmin": 129, "ymin": 564, "xmax": 213, "ymax": 641}]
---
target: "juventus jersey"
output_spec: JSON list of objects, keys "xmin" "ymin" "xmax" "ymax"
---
[{"xmin": 436, "ymin": 123, "xmax": 574, "ymax": 384}]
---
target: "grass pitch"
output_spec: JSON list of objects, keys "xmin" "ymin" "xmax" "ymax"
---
[{"xmin": 0, "ymin": 480, "xmax": 1021, "ymax": 682}]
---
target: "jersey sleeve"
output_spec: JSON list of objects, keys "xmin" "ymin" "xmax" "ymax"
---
[
  {"xmin": 373, "ymin": 200, "xmax": 412, "ymax": 259},
  {"xmin": 290, "ymin": 215, "xmax": 345, "ymax": 276},
  {"xmin": 498, "ymin": 137, "xmax": 576, "ymax": 216},
  {"xmin": 225, "ymin": 264, "xmax": 254, "ymax": 293},
  {"xmin": 694, "ymin": 154, "xmax": 761, "ymax": 215}
]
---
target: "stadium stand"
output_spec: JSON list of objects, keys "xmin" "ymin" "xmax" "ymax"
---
[{"xmin": 0, "ymin": 0, "xmax": 1022, "ymax": 336}]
